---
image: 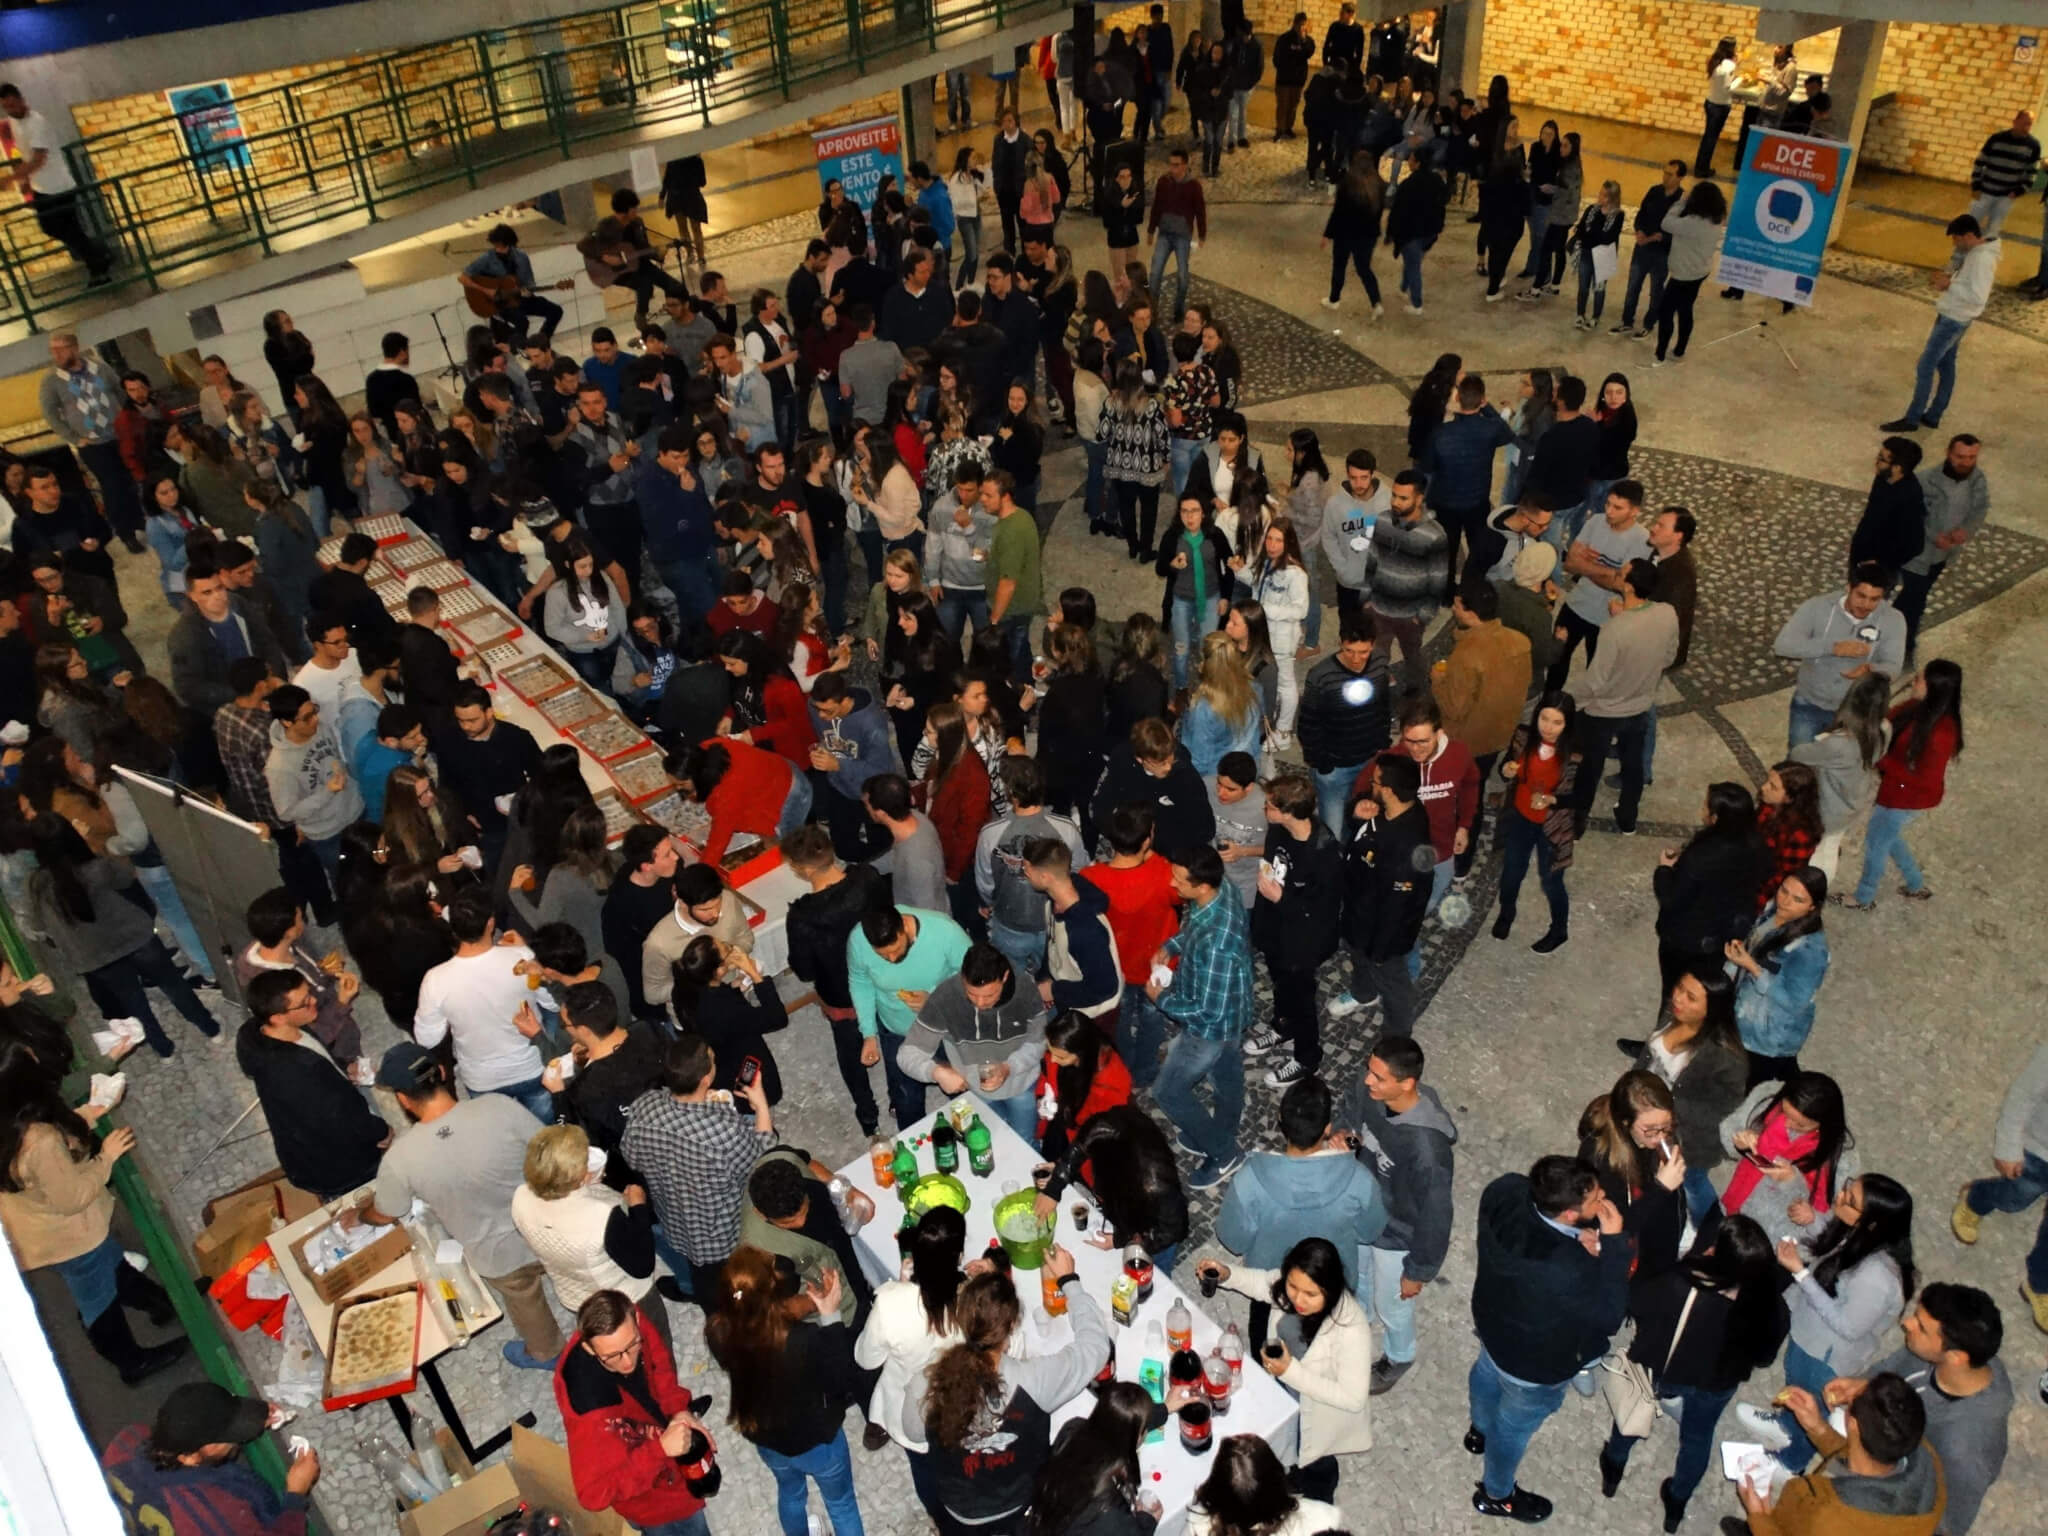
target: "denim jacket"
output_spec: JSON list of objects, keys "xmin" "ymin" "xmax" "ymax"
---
[
  {"xmin": 1731, "ymin": 908, "xmax": 1830, "ymax": 1059},
  {"xmin": 1179, "ymin": 697, "xmax": 1262, "ymax": 778}
]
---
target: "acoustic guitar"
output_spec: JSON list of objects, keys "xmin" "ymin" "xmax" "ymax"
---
[
  {"xmin": 459, "ymin": 270, "xmax": 574, "ymax": 321},
  {"xmin": 580, "ymin": 242, "xmax": 667, "ymax": 291}
]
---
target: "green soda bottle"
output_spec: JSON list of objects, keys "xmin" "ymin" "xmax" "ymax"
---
[
  {"xmin": 931, "ymin": 1121, "xmax": 960, "ymax": 1174},
  {"xmin": 964, "ymin": 1114, "xmax": 995, "ymax": 1177},
  {"xmin": 890, "ymin": 1139, "xmax": 918, "ymax": 1193}
]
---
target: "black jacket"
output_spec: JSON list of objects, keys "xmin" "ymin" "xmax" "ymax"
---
[
  {"xmin": 878, "ymin": 280, "xmax": 955, "ymax": 353},
  {"xmin": 706, "ymin": 1311, "xmax": 865, "ymax": 1457},
  {"xmin": 1625, "ymin": 1216, "xmax": 1789, "ymax": 1394},
  {"xmin": 167, "ymin": 598, "xmax": 288, "ymax": 716},
  {"xmin": 1045, "ymin": 1105, "xmax": 1188, "ymax": 1256},
  {"xmin": 1849, "ymin": 471, "xmax": 1928, "ymax": 576},
  {"xmin": 307, "ymin": 565, "xmax": 397, "ymax": 647},
  {"xmin": 1340, "ymin": 800, "xmax": 1432, "ymax": 959},
  {"xmin": 932, "ymin": 320, "xmax": 1010, "ymax": 423},
  {"xmin": 1386, "ymin": 166, "xmax": 1449, "ymax": 249},
  {"xmin": 397, "ymin": 621, "xmax": 463, "ymax": 718},
  {"xmin": 1632, "ymin": 1035, "xmax": 1749, "ymax": 1174},
  {"xmin": 1252, "ymin": 821, "xmax": 1342, "ymax": 971},
  {"xmin": 1228, "ymin": 37, "xmax": 1264, "ymax": 92},
  {"xmin": 234, "ymin": 1021, "xmax": 386, "ymax": 1199},
  {"xmin": 1470, "ymin": 1172, "xmax": 1631, "ymax": 1385},
  {"xmin": 655, "ymin": 660, "xmax": 732, "ymax": 748},
  {"xmin": 786, "ymin": 863, "xmax": 889, "ymax": 1010},
  {"xmin": 1185, "ymin": 60, "xmax": 1231, "ymax": 125},
  {"xmin": 1296, "ymin": 649, "xmax": 1392, "ymax": 773},
  {"xmin": 433, "ymin": 718, "xmax": 543, "ymax": 835},
  {"xmin": 982, "ymin": 290, "xmax": 1043, "ymax": 394},
  {"xmin": 1653, "ymin": 834, "xmax": 1768, "ymax": 957},
  {"xmin": 1090, "ymin": 746, "xmax": 1215, "ymax": 858},
  {"xmin": 1272, "ymin": 30, "xmax": 1315, "ymax": 88},
  {"xmin": 1153, "ymin": 520, "xmax": 1234, "ymax": 628},
  {"xmin": 991, "ymin": 130, "xmax": 1031, "ymax": 199},
  {"xmin": 1103, "ymin": 663, "xmax": 1170, "ymax": 751}
]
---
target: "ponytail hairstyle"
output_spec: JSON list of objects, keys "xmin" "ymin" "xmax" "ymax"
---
[{"xmin": 922, "ymin": 1269, "xmax": 1022, "ymax": 1449}]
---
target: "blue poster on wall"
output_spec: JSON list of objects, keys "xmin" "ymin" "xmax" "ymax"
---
[
  {"xmin": 812, "ymin": 117, "xmax": 904, "ymax": 214},
  {"xmin": 167, "ymin": 82, "xmax": 250, "ymax": 173},
  {"xmin": 1716, "ymin": 129, "xmax": 1854, "ymax": 307}
]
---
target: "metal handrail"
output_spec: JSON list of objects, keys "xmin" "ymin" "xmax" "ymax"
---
[{"xmin": 0, "ymin": 0, "xmax": 1056, "ymax": 334}]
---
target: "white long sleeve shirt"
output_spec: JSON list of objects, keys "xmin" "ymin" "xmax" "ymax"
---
[{"xmin": 1938, "ymin": 238, "xmax": 2000, "ymax": 323}]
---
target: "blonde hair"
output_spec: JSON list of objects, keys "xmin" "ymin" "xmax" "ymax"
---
[
  {"xmin": 523, "ymin": 1122, "xmax": 592, "ymax": 1200},
  {"xmin": 1192, "ymin": 631, "xmax": 1257, "ymax": 732},
  {"xmin": 882, "ymin": 548, "xmax": 924, "ymax": 588}
]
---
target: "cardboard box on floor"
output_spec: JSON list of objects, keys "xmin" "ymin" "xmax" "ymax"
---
[
  {"xmin": 192, "ymin": 1168, "xmax": 322, "ymax": 1279},
  {"xmin": 399, "ymin": 1424, "xmax": 636, "ymax": 1536}
]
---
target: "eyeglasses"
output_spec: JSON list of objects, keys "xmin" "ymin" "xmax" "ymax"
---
[{"xmin": 591, "ymin": 1330, "xmax": 642, "ymax": 1366}]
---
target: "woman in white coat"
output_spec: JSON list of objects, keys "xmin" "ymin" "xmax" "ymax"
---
[
  {"xmin": 1198, "ymin": 1236, "xmax": 1371, "ymax": 1504},
  {"xmin": 1249, "ymin": 517, "xmax": 1311, "ymax": 741},
  {"xmin": 853, "ymin": 1205, "xmax": 970, "ymax": 1524},
  {"xmin": 510, "ymin": 1123, "xmax": 671, "ymax": 1357}
]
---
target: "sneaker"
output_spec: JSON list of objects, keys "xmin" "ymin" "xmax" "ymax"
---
[
  {"xmin": 1327, "ymin": 991, "xmax": 1366, "ymax": 1019},
  {"xmin": 1187, "ymin": 1152, "xmax": 1246, "ymax": 1190},
  {"xmin": 1370, "ymin": 1356, "xmax": 1414, "ymax": 1395},
  {"xmin": 1407, "ymin": 303, "xmax": 1424, "ymax": 315},
  {"xmin": 1544, "ymin": 284, "xmax": 1562, "ymax": 296},
  {"xmin": 1631, "ymin": 325, "xmax": 1653, "ymax": 338},
  {"xmin": 1371, "ymin": 303, "xmax": 1384, "ymax": 320},
  {"xmin": 1735, "ymin": 1402, "xmax": 1793, "ymax": 1451},
  {"xmin": 502, "ymin": 1340, "xmax": 556, "ymax": 1371},
  {"xmin": 1472, "ymin": 1485, "xmax": 1553, "ymax": 1523},
  {"xmin": 1530, "ymin": 930, "xmax": 1568, "ymax": 954},
  {"xmin": 1651, "ymin": 355, "xmax": 1676, "ymax": 368},
  {"xmin": 1877, "ymin": 417, "xmax": 1923, "ymax": 432},
  {"xmin": 1320, "ymin": 297, "xmax": 1342, "ymax": 310},
  {"xmin": 2024, "ymin": 1280, "xmax": 2048, "ymax": 1334},
  {"xmin": 1952, "ymin": 1188, "xmax": 1982, "ymax": 1244},
  {"xmin": 1174, "ymin": 1128, "xmax": 1205, "ymax": 1156},
  {"xmin": 1264, "ymin": 1057, "xmax": 1309, "ymax": 1088},
  {"xmin": 1485, "ymin": 289, "xmax": 1507, "ymax": 303},
  {"xmin": 1241, "ymin": 1023, "xmax": 1283, "ymax": 1057},
  {"xmin": 1571, "ymin": 1366, "xmax": 1597, "ymax": 1398},
  {"xmin": 1514, "ymin": 288, "xmax": 1542, "ymax": 302},
  {"xmin": 1573, "ymin": 315, "xmax": 1591, "ymax": 330},
  {"xmin": 1608, "ymin": 322, "xmax": 1634, "ymax": 334}
]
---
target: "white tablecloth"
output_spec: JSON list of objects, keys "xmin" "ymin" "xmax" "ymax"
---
[
  {"xmin": 835, "ymin": 1095, "xmax": 1299, "ymax": 1536},
  {"xmin": 383, "ymin": 518, "xmax": 795, "ymax": 974}
]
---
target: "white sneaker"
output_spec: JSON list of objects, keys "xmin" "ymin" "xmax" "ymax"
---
[
  {"xmin": 1320, "ymin": 297, "xmax": 1341, "ymax": 310},
  {"xmin": 1264, "ymin": 1057, "xmax": 1309, "ymax": 1088},
  {"xmin": 1327, "ymin": 992, "xmax": 1366, "ymax": 1019},
  {"xmin": 1407, "ymin": 303, "xmax": 1424, "ymax": 316},
  {"xmin": 1370, "ymin": 304, "xmax": 1384, "ymax": 320},
  {"xmin": 1735, "ymin": 1403, "xmax": 1792, "ymax": 1452},
  {"xmin": 1269, "ymin": 730, "xmax": 1294, "ymax": 751},
  {"xmin": 1485, "ymin": 289, "xmax": 1507, "ymax": 303}
]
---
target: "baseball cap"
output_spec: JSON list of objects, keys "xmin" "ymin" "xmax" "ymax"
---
[
  {"xmin": 375, "ymin": 1041, "xmax": 439, "ymax": 1095},
  {"xmin": 153, "ymin": 1383, "xmax": 269, "ymax": 1456}
]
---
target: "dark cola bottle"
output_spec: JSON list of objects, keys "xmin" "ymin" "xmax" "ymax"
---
[{"xmin": 680, "ymin": 1429, "xmax": 722, "ymax": 1497}]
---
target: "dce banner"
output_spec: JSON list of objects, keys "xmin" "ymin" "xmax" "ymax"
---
[
  {"xmin": 1716, "ymin": 129, "xmax": 1855, "ymax": 307},
  {"xmin": 813, "ymin": 117, "xmax": 904, "ymax": 212}
]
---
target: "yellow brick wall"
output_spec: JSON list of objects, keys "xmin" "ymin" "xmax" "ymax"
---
[{"xmin": 1476, "ymin": 0, "xmax": 2048, "ymax": 184}]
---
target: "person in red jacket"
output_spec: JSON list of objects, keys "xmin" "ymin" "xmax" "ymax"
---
[
  {"xmin": 1035, "ymin": 1008, "xmax": 1134, "ymax": 1162},
  {"xmin": 1846, "ymin": 658, "xmax": 1964, "ymax": 909},
  {"xmin": 1361, "ymin": 696, "xmax": 1479, "ymax": 963},
  {"xmin": 916, "ymin": 699, "xmax": 993, "ymax": 925},
  {"xmin": 557, "ymin": 1290, "xmax": 720, "ymax": 1536},
  {"xmin": 669, "ymin": 736, "xmax": 812, "ymax": 863},
  {"xmin": 717, "ymin": 630, "xmax": 817, "ymax": 765},
  {"xmin": 1080, "ymin": 802, "xmax": 1182, "ymax": 998}
]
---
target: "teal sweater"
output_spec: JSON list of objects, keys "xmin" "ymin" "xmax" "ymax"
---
[{"xmin": 846, "ymin": 908, "xmax": 971, "ymax": 1039}]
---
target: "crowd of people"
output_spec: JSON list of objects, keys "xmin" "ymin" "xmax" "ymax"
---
[{"xmin": 0, "ymin": 11, "xmax": 2040, "ymax": 1536}]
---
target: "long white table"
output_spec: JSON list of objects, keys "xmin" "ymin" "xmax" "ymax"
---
[
  {"xmin": 361, "ymin": 517, "xmax": 796, "ymax": 973},
  {"xmin": 835, "ymin": 1095, "xmax": 1299, "ymax": 1536}
]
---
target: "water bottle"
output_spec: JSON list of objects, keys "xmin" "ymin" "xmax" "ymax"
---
[
  {"xmin": 409, "ymin": 1409, "xmax": 453, "ymax": 1493},
  {"xmin": 370, "ymin": 1435, "xmax": 438, "ymax": 1508},
  {"xmin": 826, "ymin": 1177, "xmax": 860, "ymax": 1235}
]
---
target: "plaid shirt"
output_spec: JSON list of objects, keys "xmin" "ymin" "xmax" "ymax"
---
[
  {"xmin": 619, "ymin": 1090, "xmax": 775, "ymax": 1267},
  {"xmin": 214, "ymin": 702, "xmax": 281, "ymax": 824},
  {"xmin": 1757, "ymin": 803, "xmax": 1818, "ymax": 911},
  {"xmin": 1159, "ymin": 887, "xmax": 1252, "ymax": 1041}
]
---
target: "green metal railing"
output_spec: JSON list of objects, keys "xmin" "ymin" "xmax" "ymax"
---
[{"xmin": 0, "ymin": 0, "xmax": 1056, "ymax": 333}]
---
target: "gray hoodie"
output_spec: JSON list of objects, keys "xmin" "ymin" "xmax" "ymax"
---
[
  {"xmin": 1992, "ymin": 1042, "xmax": 2048, "ymax": 1165},
  {"xmin": 926, "ymin": 500, "xmax": 998, "ymax": 589},
  {"xmin": 1824, "ymin": 1439, "xmax": 1944, "ymax": 1523},
  {"xmin": 1215, "ymin": 1147, "xmax": 1388, "ymax": 1271},
  {"xmin": 896, "ymin": 972, "xmax": 1047, "ymax": 1102},
  {"xmin": 1339, "ymin": 1078, "xmax": 1459, "ymax": 1283},
  {"xmin": 1867, "ymin": 1348, "xmax": 2011, "ymax": 1534},
  {"xmin": 265, "ymin": 719, "xmax": 365, "ymax": 841},
  {"xmin": 1773, "ymin": 592, "xmax": 1908, "ymax": 712},
  {"xmin": 1790, "ymin": 725, "xmax": 1887, "ymax": 833},
  {"xmin": 1320, "ymin": 475, "xmax": 1391, "ymax": 592}
]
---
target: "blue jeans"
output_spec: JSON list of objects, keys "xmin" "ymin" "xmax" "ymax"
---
[
  {"xmin": 53, "ymin": 1229, "xmax": 124, "ymax": 1324},
  {"xmin": 945, "ymin": 68, "xmax": 972, "ymax": 126},
  {"xmin": 1603, "ymin": 1380, "xmax": 1736, "ymax": 1504},
  {"xmin": 1168, "ymin": 594, "xmax": 1207, "ymax": 689},
  {"xmin": 1150, "ymin": 231, "xmax": 1193, "ymax": 318},
  {"xmin": 986, "ymin": 916, "xmax": 1047, "ymax": 981},
  {"xmin": 855, "ymin": 524, "xmax": 886, "ymax": 593},
  {"xmin": 487, "ymin": 1075, "xmax": 556, "ymax": 1124},
  {"xmin": 1297, "ymin": 541, "xmax": 1323, "ymax": 651},
  {"xmin": 755, "ymin": 1431, "xmax": 865, "ymax": 1536},
  {"xmin": 1497, "ymin": 811, "xmax": 1568, "ymax": 934},
  {"xmin": 878, "ymin": 1026, "xmax": 926, "ymax": 1129},
  {"xmin": 1518, "ymin": 206, "xmax": 1552, "ymax": 278},
  {"xmin": 777, "ymin": 770, "xmax": 814, "ymax": 838},
  {"xmin": 1640, "ymin": 698, "xmax": 1659, "ymax": 782},
  {"xmin": 1314, "ymin": 763, "xmax": 1367, "ymax": 837},
  {"xmin": 992, "ymin": 614, "xmax": 1033, "ymax": 685},
  {"xmin": 937, "ymin": 587, "xmax": 991, "ymax": 647},
  {"xmin": 1360, "ymin": 1244, "xmax": 1417, "ymax": 1363},
  {"xmin": 1772, "ymin": 1338, "xmax": 1835, "ymax": 1470},
  {"xmin": 1696, "ymin": 99, "xmax": 1732, "ymax": 176},
  {"xmin": 1854, "ymin": 805, "xmax": 1925, "ymax": 903},
  {"xmin": 1227, "ymin": 90, "xmax": 1249, "ymax": 143},
  {"xmin": 657, "ymin": 555, "xmax": 719, "ymax": 626},
  {"xmin": 1407, "ymin": 857, "xmax": 1455, "ymax": 978},
  {"xmin": 955, "ymin": 215, "xmax": 983, "ymax": 286},
  {"xmin": 985, "ymin": 1090, "xmax": 1039, "ymax": 1140},
  {"xmin": 1115, "ymin": 982, "xmax": 1170, "ymax": 1089},
  {"xmin": 1682, "ymin": 1164, "xmax": 1718, "ymax": 1223},
  {"xmin": 1398, "ymin": 236, "xmax": 1428, "ymax": 307},
  {"xmin": 1786, "ymin": 695, "xmax": 1835, "ymax": 752},
  {"xmin": 1468, "ymin": 1345, "xmax": 1570, "ymax": 1500},
  {"xmin": 1620, "ymin": 246, "xmax": 1668, "ymax": 328},
  {"xmin": 136, "ymin": 860, "xmax": 215, "ymax": 984},
  {"xmin": 1965, "ymin": 1149, "xmax": 2048, "ymax": 1290},
  {"xmin": 1083, "ymin": 439, "xmax": 1108, "ymax": 530},
  {"xmin": 1168, "ymin": 435, "xmax": 1204, "ymax": 500},
  {"xmin": 1903, "ymin": 315, "xmax": 1970, "ymax": 424},
  {"xmin": 1154, "ymin": 1030, "xmax": 1245, "ymax": 1168}
]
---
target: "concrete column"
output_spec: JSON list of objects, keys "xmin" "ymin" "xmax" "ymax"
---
[
  {"xmin": 900, "ymin": 77, "xmax": 938, "ymax": 168},
  {"xmin": 555, "ymin": 181, "xmax": 600, "ymax": 233},
  {"xmin": 1822, "ymin": 18, "xmax": 1888, "ymax": 244},
  {"xmin": 1439, "ymin": 0, "xmax": 1486, "ymax": 101}
]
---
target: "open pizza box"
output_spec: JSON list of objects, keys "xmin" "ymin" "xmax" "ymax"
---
[
  {"xmin": 286, "ymin": 1199, "xmax": 414, "ymax": 1304},
  {"xmin": 400, "ymin": 1423, "xmax": 636, "ymax": 1536},
  {"xmin": 319, "ymin": 1281, "xmax": 423, "ymax": 1411}
]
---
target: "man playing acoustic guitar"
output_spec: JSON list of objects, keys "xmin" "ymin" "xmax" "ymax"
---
[{"xmin": 460, "ymin": 223, "xmax": 570, "ymax": 345}]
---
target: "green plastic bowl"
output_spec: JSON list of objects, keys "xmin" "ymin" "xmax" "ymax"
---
[{"xmin": 903, "ymin": 1174, "xmax": 971, "ymax": 1221}]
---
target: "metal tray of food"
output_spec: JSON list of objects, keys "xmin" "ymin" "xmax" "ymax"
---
[
  {"xmin": 380, "ymin": 537, "xmax": 442, "ymax": 571},
  {"xmin": 535, "ymin": 685, "xmax": 609, "ymax": 731},
  {"xmin": 498, "ymin": 654, "xmax": 576, "ymax": 703},
  {"xmin": 569, "ymin": 713, "xmax": 649, "ymax": 761},
  {"xmin": 592, "ymin": 787, "xmax": 645, "ymax": 843},
  {"xmin": 605, "ymin": 744, "xmax": 675, "ymax": 802}
]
